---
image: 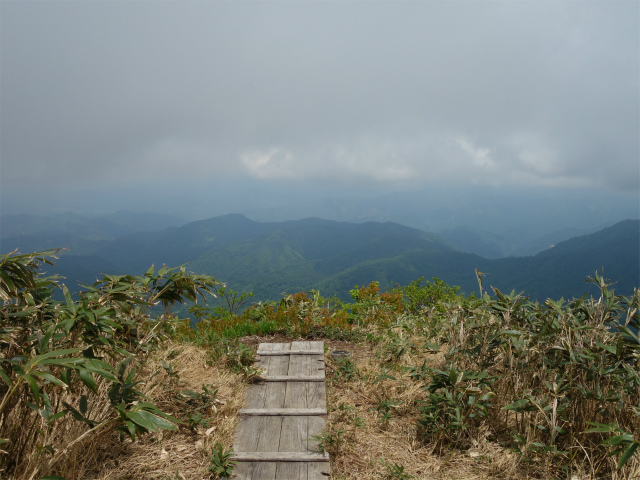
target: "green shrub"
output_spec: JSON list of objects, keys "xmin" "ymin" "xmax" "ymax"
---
[
  {"xmin": 409, "ymin": 273, "xmax": 640, "ymax": 477},
  {"xmin": 0, "ymin": 249, "xmax": 222, "ymax": 478}
]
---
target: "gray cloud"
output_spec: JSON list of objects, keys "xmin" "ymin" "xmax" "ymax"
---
[{"xmin": 1, "ymin": 1, "xmax": 638, "ymax": 215}]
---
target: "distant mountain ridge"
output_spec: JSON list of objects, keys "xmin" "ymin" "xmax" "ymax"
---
[
  {"xmin": 1, "ymin": 213, "xmax": 637, "ymax": 302},
  {"xmin": 437, "ymin": 224, "xmax": 605, "ymax": 259},
  {"xmin": 0, "ymin": 210, "xmax": 186, "ymax": 242}
]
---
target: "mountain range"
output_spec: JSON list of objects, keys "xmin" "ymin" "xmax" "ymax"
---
[{"xmin": 1, "ymin": 211, "xmax": 638, "ymax": 302}]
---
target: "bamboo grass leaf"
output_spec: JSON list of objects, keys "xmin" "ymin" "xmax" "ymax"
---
[
  {"xmin": 126, "ymin": 409, "xmax": 178, "ymax": 432},
  {"xmin": 21, "ymin": 373, "xmax": 40, "ymax": 405},
  {"xmin": 0, "ymin": 369, "xmax": 13, "ymax": 388},
  {"xmin": 25, "ymin": 348, "xmax": 84, "ymax": 368},
  {"xmin": 30, "ymin": 371, "xmax": 67, "ymax": 388},
  {"xmin": 77, "ymin": 368, "xmax": 97, "ymax": 393},
  {"xmin": 617, "ymin": 442, "xmax": 639, "ymax": 470}
]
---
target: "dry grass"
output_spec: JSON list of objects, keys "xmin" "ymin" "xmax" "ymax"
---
[
  {"xmin": 9, "ymin": 342, "xmax": 249, "ymax": 480},
  {"xmin": 16, "ymin": 331, "xmax": 637, "ymax": 479},
  {"xmin": 322, "ymin": 336, "xmax": 535, "ymax": 480},
  {"xmin": 91, "ymin": 343, "xmax": 248, "ymax": 480}
]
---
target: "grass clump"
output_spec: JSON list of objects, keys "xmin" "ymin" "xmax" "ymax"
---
[{"xmin": 0, "ymin": 249, "xmax": 244, "ymax": 479}]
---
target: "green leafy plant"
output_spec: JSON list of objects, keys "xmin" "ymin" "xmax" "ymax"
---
[
  {"xmin": 392, "ymin": 276, "xmax": 461, "ymax": 315},
  {"xmin": 333, "ymin": 357, "xmax": 359, "ymax": 381},
  {"xmin": 377, "ymin": 459, "xmax": 415, "ymax": 479},
  {"xmin": 308, "ymin": 427, "xmax": 346, "ymax": 456},
  {"xmin": 208, "ymin": 442, "xmax": 237, "ymax": 478},
  {"xmin": 0, "ymin": 249, "xmax": 221, "ymax": 478},
  {"xmin": 372, "ymin": 398, "xmax": 403, "ymax": 425},
  {"xmin": 177, "ymin": 384, "xmax": 219, "ymax": 429},
  {"xmin": 404, "ymin": 271, "xmax": 640, "ymax": 477},
  {"xmin": 586, "ymin": 422, "xmax": 640, "ymax": 470}
]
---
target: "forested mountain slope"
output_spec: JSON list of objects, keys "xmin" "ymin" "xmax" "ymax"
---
[{"xmin": 1, "ymin": 214, "xmax": 637, "ymax": 302}]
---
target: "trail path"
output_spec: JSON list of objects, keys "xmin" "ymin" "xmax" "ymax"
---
[{"xmin": 232, "ymin": 341, "xmax": 330, "ymax": 480}]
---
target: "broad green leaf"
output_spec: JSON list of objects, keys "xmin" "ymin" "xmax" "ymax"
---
[
  {"xmin": 134, "ymin": 402, "xmax": 180, "ymax": 423},
  {"xmin": 586, "ymin": 423, "xmax": 618, "ymax": 433},
  {"xmin": 597, "ymin": 342, "xmax": 617, "ymax": 355},
  {"xmin": 127, "ymin": 410, "xmax": 177, "ymax": 432},
  {"xmin": 502, "ymin": 399, "xmax": 530, "ymax": 411},
  {"xmin": 63, "ymin": 285, "xmax": 76, "ymax": 315},
  {"xmin": 85, "ymin": 358, "xmax": 116, "ymax": 372},
  {"xmin": 115, "ymin": 300, "xmax": 132, "ymax": 314},
  {"xmin": 61, "ymin": 368, "xmax": 73, "ymax": 388},
  {"xmin": 48, "ymin": 410, "xmax": 68, "ymax": 422},
  {"xmin": 37, "ymin": 327, "xmax": 51, "ymax": 354},
  {"xmin": 21, "ymin": 373, "xmax": 40, "ymax": 405},
  {"xmin": 0, "ymin": 269, "xmax": 16, "ymax": 294},
  {"xmin": 83, "ymin": 364, "xmax": 118, "ymax": 383},
  {"xmin": 602, "ymin": 434, "xmax": 633, "ymax": 446},
  {"xmin": 0, "ymin": 369, "xmax": 13, "ymax": 388},
  {"xmin": 82, "ymin": 309, "xmax": 95, "ymax": 325},
  {"xmin": 30, "ymin": 371, "xmax": 67, "ymax": 388},
  {"xmin": 125, "ymin": 420, "xmax": 137, "ymax": 440},
  {"xmin": 117, "ymin": 357, "xmax": 134, "ymax": 377},
  {"xmin": 24, "ymin": 292, "xmax": 36, "ymax": 306},
  {"xmin": 617, "ymin": 442, "xmax": 639, "ymax": 470},
  {"xmin": 25, "ymin": 348, "xmax": 84, "ymax": 368},
  {"xmin": 78, "ymin": 368, "xmax": 97, "ymax": 393},
  {"xmin": 36, "ymin": 358, "xmax": 86, "ymax": 367}
]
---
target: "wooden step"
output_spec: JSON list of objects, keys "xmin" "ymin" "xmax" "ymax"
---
[
  {"xmin": 239, "ymin": 407, "xmax": 327, "ymax": 416},
  {"xmin": 255, "ymin": 374, "xmax": 325, "ymax": 382},
  {"xmin": 232, "ymin": 452, "xmax": 330, "ymax": 462},
  {"xmin": 257, "ymin": 349, "xmax": 324, "ymax": 356}
]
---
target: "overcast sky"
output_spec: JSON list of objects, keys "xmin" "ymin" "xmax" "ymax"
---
[{"xmin": 1, "ymin": 0, "xmax": 638, "ymax": 220}]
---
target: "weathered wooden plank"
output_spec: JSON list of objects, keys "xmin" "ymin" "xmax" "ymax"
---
[
  {"xmin": 256, "ymin": 375, "xmax": 325, "ymax": 382},
  {"xmin": 235, "ymin": 462, "xmax": 330, "ymax": 480},
  {"xmin": 234, "ymin": 462, "xmax": 330, "ymax": 480},
  {"xmin": 239, "ymin": 460, "xmax": 276, "ymax": 480},
  {"xmin": 276, "ymin": 415, "xmax": 311, "ymax": 478},
  {"xmin": 239, "ymin": 408, "xmax": 327, "ymax": 416},
  {"xmin": 308, "ymin": 461, "xmax": 331, "ymax": 479},
  {"xmin": 275, "ymin": 343, "xmax": 321, "ymax": 478},
  {"xmin": 278, "ymin": 415, "xmax": 310, "ymax": 476},
  {"xmin": 307, "ymin": 376, "xmax": 327, "ymax": 410},
  {"xmin": 261, "ymin": 343, "xmax": 290, "ymax": 412},
  {"xmin": 294, "ymin": 347, "xmax": 326, "ymax": 410},
  {"xmin": 230, "ymin": 462, "xmax": 257, "ymax": 480},
  {"xmin": 234, "ymin": 344, "xmax": 291, "ymax": 480},
  {"xmin": 233, "ymin": 419, "xmax": 280, "ymax": 479},
  {"xmin": 244, "ymin": 345, "xmax": 292, "ymax": 408},
  {"xmin": 276, "ymin": 460, "xmax": 308, "ymax": 478},
  {"xmin": 262, "ymin": 343, "xmax": 292, "ymax": 375},
  {"xmin": 233, "ymin": 452, "xmax": 330, "ymax": 462},
  {"xmin": 257, "ymin": 349, "xmax": 324, "ymax": 356},
  {"xmin": 236, "ymin": 416, "xmax": 282, "ymax": 479},
  {"xmin": 307, "ymin": 416, "xmax": 328, "ymax": 480}
]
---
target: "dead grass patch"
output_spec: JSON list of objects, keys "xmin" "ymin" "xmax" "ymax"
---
[
  {"xmin": 58, "ymin": 342, "xmax": 249, "ymax": 480},
  {"xmin": 322, "ymin": 337, "xmax": 536, "ymax": 480}
]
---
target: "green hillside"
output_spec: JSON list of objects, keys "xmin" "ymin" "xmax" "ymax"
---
[{"xmin": 1, "ymin": 215, "xmax": 637, "ymax": 302}]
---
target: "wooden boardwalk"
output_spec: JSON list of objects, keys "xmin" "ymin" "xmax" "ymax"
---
[{"xmin": 232, "ymin": 341, "xmax": 330, "ymax": 480}]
